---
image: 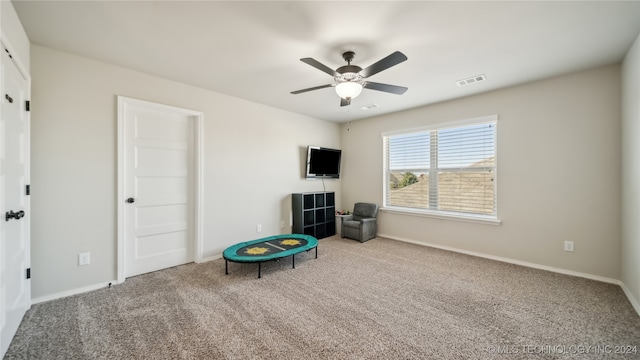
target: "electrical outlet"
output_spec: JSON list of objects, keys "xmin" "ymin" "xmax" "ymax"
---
[
  {"xmin": 256, "ymin": 224, "xmax": 262, "ymax": 233},
  {"xmin": 564, "ymin": 241, "xmax": 574, "ymax": 252},
  {"xmin": 280, "ymin": 220, "xmax": 285, "ymax": 229},
  {"xmin": 79, "ymin": 252, "xmax": 91, "ymax": 266}
]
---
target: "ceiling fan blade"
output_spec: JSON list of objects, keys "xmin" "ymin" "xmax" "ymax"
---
[
  {"xmin": 359, "ymin": 51, "xmax": 408, "ymax": 78},
  {"xmin": 291, "ymin": 84, "xmax": 334, "ymax": 94},
  {"xmin": 300, "ymin": 58, "xmax": 339, "ymax": 77},
  {"xmin": 364, "ymin": 81, "xmax": 408, "ymax": 95},
  {"xmin": 340, "ymin": 98, "xmax": 351, "ymax": 107}
]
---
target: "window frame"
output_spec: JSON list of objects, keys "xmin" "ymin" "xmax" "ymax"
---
[{"xmin": 381, "ymin": 115, "xmax": 501, "ymax": 225}]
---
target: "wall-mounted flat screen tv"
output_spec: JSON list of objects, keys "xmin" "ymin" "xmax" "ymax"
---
[{"xmin": 306, "ymin": 146, "xmax": 342, "ymax": 179}]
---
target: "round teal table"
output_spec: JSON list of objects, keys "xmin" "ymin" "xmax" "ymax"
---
[{"xmin": 223, "ymin": 234, "xmax": 318, "ymax": 278}]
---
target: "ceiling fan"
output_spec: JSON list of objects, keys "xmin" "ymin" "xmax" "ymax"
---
[{"xmin": 291, "ymin": 51, "xmax": 408, "ymax": 107}]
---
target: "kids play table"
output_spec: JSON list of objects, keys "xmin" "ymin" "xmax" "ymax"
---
[{"xmin": 223, "ymin": 234, "xmax": 318, "ymax": 278}]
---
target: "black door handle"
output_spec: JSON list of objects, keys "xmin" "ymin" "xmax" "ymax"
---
[
  {"xmin": 126, "ymin": 198, "xmax": 135, "ymax": 204},
  {"xmin": 5, "ymin": 210, "xmax": 25, "ymax": 221}
]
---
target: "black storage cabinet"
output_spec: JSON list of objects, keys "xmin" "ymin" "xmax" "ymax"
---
[{"xmin": 292, "ymin": 192, "xmax": 336, "ymax": 239}]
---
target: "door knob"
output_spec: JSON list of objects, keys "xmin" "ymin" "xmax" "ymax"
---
[
  {"xmin": 5, "ymin": 210, "xmax": 24, "ymax": 221},
  {"xmin": 126, "ymin": 198, "xmax": 135, "ymax": 204}
]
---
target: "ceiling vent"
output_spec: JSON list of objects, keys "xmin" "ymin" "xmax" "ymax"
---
[
  {"xmin": 456, "ymin": 74, "xmax": 486, "ymax": 86},
  {"xmin": 360, "ymin": 103, "xmax": 379, "ymax": 110}
]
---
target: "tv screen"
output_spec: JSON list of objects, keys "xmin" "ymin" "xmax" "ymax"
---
[{"xmin": 306, "ymin": 146, "xmax": 341, "ymax": 179}]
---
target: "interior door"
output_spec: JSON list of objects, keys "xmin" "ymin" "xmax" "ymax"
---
[
  {"xmin": 122, "ymin": 98, "xmax": 195, "ymax": 277},
  {"xmin": 0, "ymin": 45, "xmax": 30, "ymax": 357}
]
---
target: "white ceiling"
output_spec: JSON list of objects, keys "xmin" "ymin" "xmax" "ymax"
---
[{"xmin": 12, "ymin": 1, "xmax": 640, "ymax": 123}]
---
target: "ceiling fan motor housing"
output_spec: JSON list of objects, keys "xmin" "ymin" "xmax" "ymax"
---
[
  {"xmin": 335, "ymin": 65, "xmax": 364, "ymax": 84},
  {"xmin": 336, "ymin": 51, "xmax": 364, "ymax": 84}
]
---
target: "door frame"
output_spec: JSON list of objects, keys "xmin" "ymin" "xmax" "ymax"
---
[
  {"xmin": 0, "ymin": 36, "xmax": 31, "ymax": 357},
  {"xmin": 116, "ymin": 96, "xmax": 203, "ymax": 283}
]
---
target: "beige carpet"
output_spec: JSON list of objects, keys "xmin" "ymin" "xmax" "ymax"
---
[{"xmin": 4, "ymin": 236, "xmax": 640, "ymax": 359}]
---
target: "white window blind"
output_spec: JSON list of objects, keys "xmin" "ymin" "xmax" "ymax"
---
[{"xmin": 383, "ymin": 117, "xmax": 497, "ymax": 218}]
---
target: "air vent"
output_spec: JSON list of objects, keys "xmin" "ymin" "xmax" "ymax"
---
[
  {"xmin": 360, "ymin": 104, "xmax": 379, "ymax": 110},
  {"xmin": 456, "ymin": 74, "xmax": 486, "ymax": 86}
]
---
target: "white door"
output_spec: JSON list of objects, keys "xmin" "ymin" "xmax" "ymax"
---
[
  {"xmin": 120, "ymin": 97, "xmax": 201, "ymax": 278},
  {"xmin": 0, "ymin": 45, "xmax": 30, "ymax": 357}
]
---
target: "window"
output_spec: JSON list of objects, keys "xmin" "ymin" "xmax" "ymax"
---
[{"xmin": 383, "ymin": 116, "xmax": 497, "ymax": 221}]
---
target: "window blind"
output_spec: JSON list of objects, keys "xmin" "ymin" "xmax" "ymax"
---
[{"xmin": 384, "ymin": 118, "xmax": 497, "ymax": 218}]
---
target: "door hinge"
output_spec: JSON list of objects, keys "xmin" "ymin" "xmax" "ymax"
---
[
  {"xmin": 25, "ymin": 100, "xmax": 30, "ymax": 112},
  {"xmin": 26, "ymin": 184, "xmax": 30, "ymax": 196},
  {"xmin": 26, "ymin": 268, "xmax": 31, "ymax": 279}
]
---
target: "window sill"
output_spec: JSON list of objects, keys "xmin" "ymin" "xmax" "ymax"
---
[{"xmin": 380, "ymin": 207, "xmax": 502, "ymax": 226}]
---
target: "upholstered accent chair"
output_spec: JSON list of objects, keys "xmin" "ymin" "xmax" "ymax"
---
[{"xmin": 342, "ymin": 202, "xmax": 379, "ymax": 242}]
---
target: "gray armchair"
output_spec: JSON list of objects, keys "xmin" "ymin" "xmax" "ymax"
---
[{"xmin": 342, "ymin": 202, "xmax": 379, "ymax": 242}]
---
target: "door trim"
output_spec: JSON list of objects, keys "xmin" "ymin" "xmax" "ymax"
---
[{"xmin": 116, "ymin": 96, "xmax": 203, "ymax": 283}]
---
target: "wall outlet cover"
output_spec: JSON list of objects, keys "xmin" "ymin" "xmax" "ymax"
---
[
  {"xmin": 564, "ymin": 241, "xmax": 574, "ymax": 252},
  {"xmin": 79, "ymin": 252, "xmax": 91, "ymax": 266}
]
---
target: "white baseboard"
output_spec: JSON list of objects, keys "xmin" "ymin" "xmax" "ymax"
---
[
  {"xmin": 378, "ymin": 233, "xmax": 640, "ymax": 316},
  {"xmin": 198, "ymin": 254, "xmax": 222, "ymax": 263},
  {"xmin": 31, "ymin": 255, "xmax": 224, "ymax": 304},
  {"xmin": 31, "ymin": 280, "xmax": 118, "ymax": 305},
  {"xmin": 378, "ymin": 233, "xmax": 621, "ymax": 285},
  {"xmin": 619, "ymin": 282, "xmax": 640, "ymax": 316}
]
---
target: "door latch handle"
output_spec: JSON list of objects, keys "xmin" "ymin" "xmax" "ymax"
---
[
  {"xmin": 5, "ymin": 94, "xmax": 13, "ymax": 103},
  {"xmin": 126, "ymin": 198, "xmax": 135, "ymax": 204},
  {"xmin": 5, "ymin": 210, "xmax": 25, "ymax": 221}
]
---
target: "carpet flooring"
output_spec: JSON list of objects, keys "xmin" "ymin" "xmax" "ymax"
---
[{"xmin": 4, "ymin": 236, "xmax": 640, "ymax": 359}]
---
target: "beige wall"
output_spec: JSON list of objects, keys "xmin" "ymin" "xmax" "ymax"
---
[
  {"xmin": 341, "ymin": 65, "xmax": 621, "ymax": 279},
  {"xmin": 622, "ymin": 33, "xmax": 640, "ymax": 309},
  {"xmin": 30, "ymin": 45, "xmax": 341, "ymax": 300}
]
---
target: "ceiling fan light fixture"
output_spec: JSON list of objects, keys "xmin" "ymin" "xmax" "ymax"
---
[{"xmin": 335, "ymin": 81, "xmax": 363, "ymax": 100}]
